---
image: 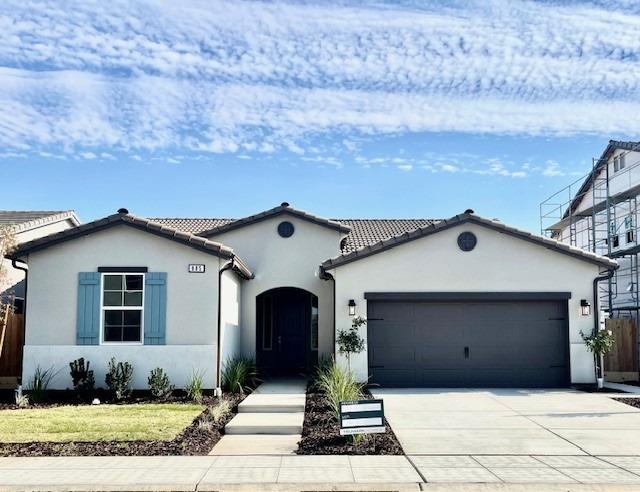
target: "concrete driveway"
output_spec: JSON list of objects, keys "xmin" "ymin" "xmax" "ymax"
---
[{"xmin": 371, "ymin": 388, "xmax": 640, "ymax": 456}]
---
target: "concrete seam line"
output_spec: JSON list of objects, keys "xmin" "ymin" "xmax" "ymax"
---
[
  {"xmin": 469, "ymin": 455, "xmax": 503, "ymax": 482},
  {"xmin": 406, "ymin": 455, "xmax": 428, "ymax": 484}
]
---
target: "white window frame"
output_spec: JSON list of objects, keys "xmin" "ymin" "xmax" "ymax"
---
[{"xmin": 99, "ymin": 272, "xmax": 145, "ymax": 345}]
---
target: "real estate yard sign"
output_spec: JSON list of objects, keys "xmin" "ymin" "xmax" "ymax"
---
[{"xmin": 339, "ymin": 399, "xmax": 385, "ymax": 436}]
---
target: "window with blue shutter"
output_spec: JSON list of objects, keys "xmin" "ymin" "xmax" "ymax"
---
[
  {"xmin": 76, "ymin": 272, "xmax": 100, "ymax": 345},
  {"xmin": 144, "ymin": 272, "xmax": 167, "ymax": 345}
]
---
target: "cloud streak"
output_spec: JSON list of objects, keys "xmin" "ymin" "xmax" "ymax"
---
[{"xmin": 0, "ymin": 0, "xmax": 639, "ymax": 155}]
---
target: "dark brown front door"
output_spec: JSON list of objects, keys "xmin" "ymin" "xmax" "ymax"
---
[{"xmin": 256, "ymin": 288, "xmax": 318, "ymax": 375}]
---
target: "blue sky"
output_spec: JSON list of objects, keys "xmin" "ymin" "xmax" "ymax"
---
[{"xmin": 1, "ymin": 0, "xmax": 639, "ymax": 233}]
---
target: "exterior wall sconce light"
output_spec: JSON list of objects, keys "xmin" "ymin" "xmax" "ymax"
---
[
  {"xmin": 580, "ymin": 299, "xmax": 591, "ymax": 316},
  {"xmin": 348, "ymin": 299, "xmax": 356, "ymax": 316}
]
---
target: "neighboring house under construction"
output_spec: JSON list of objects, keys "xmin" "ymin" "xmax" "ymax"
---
[{"xmin": 541, "ymin": 140, "xmax": 640, "ymax": 377}]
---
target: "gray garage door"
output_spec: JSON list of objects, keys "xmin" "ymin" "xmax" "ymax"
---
[{"xmin": 367, "ymin": 299, "xmax": 569, "ymax": 388}]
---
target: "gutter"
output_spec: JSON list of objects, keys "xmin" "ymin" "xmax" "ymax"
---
[
  {"xmin": 592, "ymin": 268, "xmax": 616, "ymax": 384},
  {"xmin": 10, "ymin": 258, "xmax": 28, "ymax": 386}
]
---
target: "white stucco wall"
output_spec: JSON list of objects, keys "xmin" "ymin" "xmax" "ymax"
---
[
  {"xmin": 330, "ymin": 222, "xmax": 605, "ymax": 384},
  {"xmin": 21, "ymin": 224, "xmax": 235, "ymax": 389},
  {"xmin": 211, "ymin": 215, "xmax": 344, "ymax": 359},
  {"xmin": 220, "ymin": 268, "xmax": 242, "ymax": 371}
]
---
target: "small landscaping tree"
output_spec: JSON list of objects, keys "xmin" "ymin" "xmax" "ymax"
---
[
  {"xmin": 148, "ymin": 367, "xmax": 174, "ymax": 400},
  {"xmin": 105, "ymin": 357, "xmax": 134, "ymax": 401},
  {"xmin": 0, "ymin": 227, "xmax": 17, "ymax": 355},
  {"xmin": 337, "ymin": 315, "xmax": 366, "ymax": 372},
  {"xmin": 581, "ymin": 328, "xmax": 615, "ymax": 389}
]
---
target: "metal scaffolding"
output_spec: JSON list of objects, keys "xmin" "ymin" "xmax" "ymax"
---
[{"xmin": 540, "ymin": 143, "xmax": 640, "ymax": 318}]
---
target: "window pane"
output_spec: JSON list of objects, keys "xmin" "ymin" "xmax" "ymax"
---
[
  {"xmin": 104, "ymin": 292, "xmax": 123, "ymax": 306},
  {"xmin": 104, "ymin": 310, "xmax": 123, "ymax": 326},
  {"xmin": 126, "ymin": 275, "xmax": 143, "ymax": 290},
  {"xmin": 104, "ymin": 325, "xmax": 122, "ymax": 342},
  {"xmin": 104, "ymin": 275, "xmax": 123, "ymax": 290},
  {"xmin": 122, "ymin": 325, "xmax": 141, "ymax": 342},
  {"xmin": 123, "ymin": 310, "xmax": 141, "ymax": 325},
  {"xmin": 124, "ymin": 291, "xmax": 143, "ymax": 306}
]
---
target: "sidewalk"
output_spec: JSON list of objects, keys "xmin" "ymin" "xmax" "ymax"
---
[{"xmin": 3, "ymin": 455, "xmax": 640, "ymax": 491}]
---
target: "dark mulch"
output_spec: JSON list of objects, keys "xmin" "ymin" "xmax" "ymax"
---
[
  {"xmin": 0, "ymin": 393, "xmax": 245, "ymax": 457},
  {"xmin": 296, "ymin": 388, "xmax": 403, "ymax": 455},
  {"xmin": 572, "ymin": 384, "xmax": 627, "ymax": 394},
  {"xmin": 614, "ymin": 397, "xmax": 640, "ymax": 409}
]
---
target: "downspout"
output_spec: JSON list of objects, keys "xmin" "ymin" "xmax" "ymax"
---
[
  {"xmin": 216, "ymin": 257, "xmax": 235, "ymax": 396},
  {"xmin": 592, "ymin": 268, "xmax": 616, "ymax": 385},
  {"xmin": 11, "ymin": 258, "xmax": 28, "ymax": 387}
]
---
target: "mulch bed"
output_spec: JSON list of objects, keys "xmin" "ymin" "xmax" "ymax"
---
[
  {"xmin": 572, "ymin": 384, "xmax": 627, "ymax": 394},
  {"xmin": 614, "ymin": 397, "xmax": 640, "ymax": 409},
  {"xmin": 296, "ymin": 387, "xmax": 403, "ymax": 455},
  {"xmin": 0, "ymin": 393, "xmax": 245, "ymax": 457}
]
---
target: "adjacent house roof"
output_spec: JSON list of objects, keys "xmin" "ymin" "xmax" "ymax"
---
[
  {"xmin": 564, "ymin": 140, "xmax": 640, "ymax": 218},
  {"xmin": 196, "ymin": 203, "xmax": 352, "ymax": 237},
  {"xmin": 321, "ymin": 211, "xmax": 619, "ymax": 271},
  {"xmin": 9, "ymin": 210, "xmax": 253, "ymax": 279},
  {"xmin": 0, "ymin": 210, "xmax": 80, "ymax": 232}
]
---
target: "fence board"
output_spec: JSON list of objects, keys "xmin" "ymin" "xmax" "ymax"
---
[
  {"xmin": 0, "ymin": 312, "xmax": 25, "ymax": 378},
  {"xmin": 604, "ymin": 318, "xmax": 639, "ymax": 381}
]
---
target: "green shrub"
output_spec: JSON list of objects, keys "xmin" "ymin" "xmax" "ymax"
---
[
  {"xmin": 314, "ymin": 358, "xmax": 364, "ymax": 420},
  {"xmin": 26, "ymin": 365, "xmax": 56, "ymax": 403},
  {"xmin": 148, "ymin": 367, "xmax": 174, "ymax": 400},
  {"xmin": 185, "ymin": 370, "xmax": 204, "ymax": 403},
  {"xmin": 222, "ymin": 357, "xmax": 258, "ymax": 394},
  {"xmin": 69, "ymin": 358, "xmax": 95, "ymax": 397},
  {"xmin": 105, "ymin": 357, "xmax": 134, "ymax": 401}
]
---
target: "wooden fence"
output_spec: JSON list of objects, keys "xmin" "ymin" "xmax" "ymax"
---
[
  {"xmin": 604, "ymin": 318, "xmax": 639, "ymax": 382},
  {"xmin": 0, "ymin": 312, "xmax": 24, "ymax": 380}
]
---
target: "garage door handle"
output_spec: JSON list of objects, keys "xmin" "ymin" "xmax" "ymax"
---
[{"xmin": 464, "ymin": 346, "xmax": 470, "ymax": 359}]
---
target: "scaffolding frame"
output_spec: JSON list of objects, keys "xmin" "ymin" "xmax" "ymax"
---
[{"xmin": 540, "ymin": 145, "xmax": 640, "ymax": 318}]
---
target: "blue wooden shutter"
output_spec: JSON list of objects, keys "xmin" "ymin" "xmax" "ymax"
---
[
  {"xmin": 76, "ymin": 272, "xmax": 100, "ymax": 345},
  {"xmin": 144, "ymin": 272, "xmax": 167, "ymax": 345}
]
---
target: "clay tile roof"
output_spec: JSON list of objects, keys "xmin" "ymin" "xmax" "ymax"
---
[
  {"xmin": 9, "ymin": 211, "xmax": 252, "ymax": 279},
  {"xmin": 150, "ymin": 213, "xmax": 439, "ymax": 254},
  {"xmin": 321, "ymin": 212, "xmax": 618, "ymax": 271}
]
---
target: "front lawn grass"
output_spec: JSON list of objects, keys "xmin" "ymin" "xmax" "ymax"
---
[{"xmin": 0, "ymin": 403, "xmax": 204, "ymax": 443}]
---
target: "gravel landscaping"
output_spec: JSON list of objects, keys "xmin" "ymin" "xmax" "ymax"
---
[
  {"xmin": 296, "ymin": 387, "xmax": 403, "ymax": 455},
  {"xmin": 614, "ymin": 397, "xmax": 640, "ymax": 409},
  {"xmin": 0, "ymin": 394, "xmax": 244, "ymax": 457}
]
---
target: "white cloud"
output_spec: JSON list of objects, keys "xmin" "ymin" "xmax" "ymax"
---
[
  {"xmin": 440, "ymin": 164, "xmax": 459, "ymax": 173},
  {"xmin": 542, "ymin": 160, "xmax": 564, "ymax": 177},
  {"xmin": 0, "ymin": 0, "xmax": 638, "ymax": 155},
  {"xmin": 397, "ymin": 164, "xmax": 413, "ymax": 171}
]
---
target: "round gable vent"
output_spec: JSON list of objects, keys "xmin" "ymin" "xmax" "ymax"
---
[
  {"xmin": 278, "ymin": 221, "xmax": 295, "ymax": 238},
  {"xmin": 457, "ymin": 231, "xmax": 477, "ymax": 252}
]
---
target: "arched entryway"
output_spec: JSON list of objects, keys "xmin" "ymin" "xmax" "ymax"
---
[{"xmin": 256, "ymin": 287, "xmax": 318, "ymax": 376}]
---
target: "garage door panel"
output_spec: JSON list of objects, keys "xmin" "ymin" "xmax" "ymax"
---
[
  {"xmin": 368, "ymin": 299, "xmax": 569, "ymax": 388},
  {"xmin": 417, "ymin": 369, "xmax": 468, "ymax": 387},
  {"xmin": 371, "ymin": 369, "xmax": 416, "ymax": 387}
]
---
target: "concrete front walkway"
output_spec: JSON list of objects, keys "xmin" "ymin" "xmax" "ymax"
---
[
  {"xmin": 4, "ymin": 454, "xmax": 640, "ymax": 490},
  {"xmin": 372, "ymin": 388, "xmax": 640, "ymax": 455},
  {"xmin": 211, "ymin": 378, "xmax": 306, "ymax": 455}
]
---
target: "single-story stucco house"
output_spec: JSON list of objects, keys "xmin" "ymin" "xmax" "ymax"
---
[{"xmin": 8, "ymin": 203, "xmax": 617, "ymax": 390}]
